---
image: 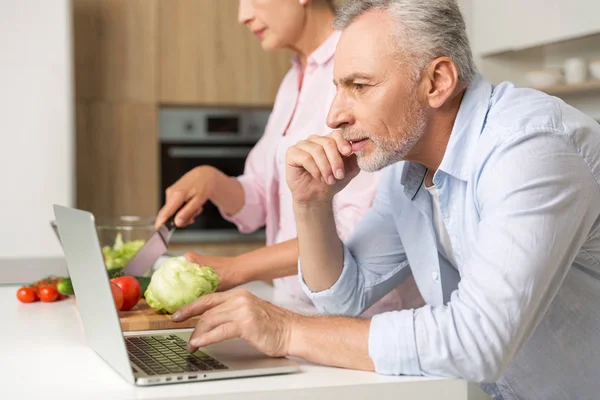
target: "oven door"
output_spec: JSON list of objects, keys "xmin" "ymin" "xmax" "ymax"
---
[{"xmin": 160, "ymin": 142, "xmax": 264, "ymax": 242}]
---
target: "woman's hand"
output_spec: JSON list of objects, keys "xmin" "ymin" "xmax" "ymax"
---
[
  {"xmin": 155, "ymin": 166, "xmax": 218, "ymax": 229},
  {"xmin": 185, "ymin": 252, "xmax": 247, "ymax": 292}
]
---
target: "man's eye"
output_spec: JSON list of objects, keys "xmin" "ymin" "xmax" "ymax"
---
[{"xmin": 354, "ymin": 83, "xmax": 366, "ymax": 91}]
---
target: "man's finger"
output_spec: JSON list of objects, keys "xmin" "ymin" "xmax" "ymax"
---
[
  {"xmin": 187, "ymin": 322, "xmax": 240, "ymax": 353},
  {"xmin": 172, "ymin": 291, "xmax": 233, "ymax": 322},
  {"xmin": 155, "ymin": 191, "xmax": 185, "ymax": 229},
  {"xmin": 295, "ymin": 140, "xmax": 335, "ymax": 185},
  {"xmin": 189, "ymin": 302, "xmax": 238, "ymax": 340},
  {"xmin": 308, "ymin": 135, "xmax": 346, "ymax": 180},
  {"xmin": 330, "ymin": 130, "xmax": 352, "ymax": 156},
  {"xmin": 286, "ymin": 146, "xmax": 322, "ymax": 181}
]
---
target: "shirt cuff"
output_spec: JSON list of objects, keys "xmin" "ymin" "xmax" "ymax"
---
[
  {"xmin": 369, "ymin": 310, "xmax": 421, "ymax": 376},
  {"xmin": 298, "ymin": 245, "xmax": 359, "ymax": 314},
  {"xmin": 218, "ymin": 175, "xmax": 261, "ymax": 233}
]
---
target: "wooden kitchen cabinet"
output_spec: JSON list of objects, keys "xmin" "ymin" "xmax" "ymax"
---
[
  {"xmin": 72, "ymin": 0, "xmax": 158, "ymax": 102},
  {"xmin": 158, "ymin": 0, "xmax": 292, "ymax": 106},
  {"xmin": 72, "ymin": 0, "xmax": 160, "ymax": 219},
  {"xmin": 76, "ymin": 102, "xmax": 159, "ymax": 218}
]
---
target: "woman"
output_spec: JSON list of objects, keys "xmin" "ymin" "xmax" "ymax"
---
[{"xmin": 155, "ymin": 0, "xmax": 421, "ymax": 314}]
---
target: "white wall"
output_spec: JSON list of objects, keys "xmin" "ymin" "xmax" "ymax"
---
[
  {"xmin": 0, "ymin": 0, "xmax": 75, "ymax": 259},
  {"xmin": 460, "ymin": 0, "xmax": 600, "ymax": 121}
]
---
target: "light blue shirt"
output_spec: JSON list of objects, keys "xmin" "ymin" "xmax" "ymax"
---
[{"xmin": 300, "ymin": 74, "xmax": 600, "ymax": 400}]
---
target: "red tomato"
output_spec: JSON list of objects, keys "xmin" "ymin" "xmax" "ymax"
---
[
  {"xmin": 110, "ymin": 276, "xmax": 141, "ymax": 311},
  {"xmin": 38, "ymin": 286, "xmax": 59, "ymax": 302},
  {"xmin": 16, "ymin": 287, "xmax": 38, "ymax": 303},
  {"xmin": 110, "ymin": 282, "xmax": 124, "ymax": 311}
]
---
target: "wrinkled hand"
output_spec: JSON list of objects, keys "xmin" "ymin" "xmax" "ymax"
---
[
  {"xmin": 172, "ymin": 289, "xmax": 297, "ymax": 357},
  {"xmin": 286, "ymin": 131, "xmax": 360, "ymax": 205},
  {"xmin": 184, "ymin": 252, "xmax": 245, "ymax": 292},
  {"xmin": 155, "ymin": 166, "xmax": 217, "ymax": 229}
]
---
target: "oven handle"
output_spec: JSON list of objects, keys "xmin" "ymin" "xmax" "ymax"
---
[{"xmin": 167, "ymin": 147, "xmax": 251, "ymax": 159}]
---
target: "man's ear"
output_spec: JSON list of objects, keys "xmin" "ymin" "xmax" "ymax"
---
[{"xmin": 421, "ymin": 57, "xmax": 460, "ymax": 109}]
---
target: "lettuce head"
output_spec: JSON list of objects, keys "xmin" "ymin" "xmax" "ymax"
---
[{"xmin": 145, "ymin": 256, "xmax": 219, "ymax": 314}]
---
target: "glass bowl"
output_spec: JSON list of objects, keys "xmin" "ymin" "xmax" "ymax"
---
[
  {"xmin": 50, "ymin": 215, "xmax": 156, "ymax": 266},
  {"xmin": 94, "ymin": 216, "xmax": 156, "ymax": 248}
]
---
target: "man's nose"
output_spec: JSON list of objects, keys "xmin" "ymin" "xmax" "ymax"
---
[{"xmin": 326, "ymin": 93, "xmax": 355, "ymax": 130}]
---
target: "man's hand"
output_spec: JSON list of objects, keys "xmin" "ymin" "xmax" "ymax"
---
[
  {"xmin": 155, "ymin": 166, "xmax": 218, "ymax": 229},
  {"xmin": 172, "ymin": 290, "xmax": 297, "ymax": 357},
  {"xmin": 286, "ymin": 131, "xmax": 360, "ymax": 205},
  {"xmin": 184, "ymin": 252, "xmax": 245, "ymax": 292}
]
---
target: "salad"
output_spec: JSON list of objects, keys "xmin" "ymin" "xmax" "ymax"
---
[{"xmin": 102, "ymin": 233, "xmax": 145, "ymax": 271}]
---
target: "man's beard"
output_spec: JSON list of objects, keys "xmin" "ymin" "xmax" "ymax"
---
[{"xmin": 344, "ymin": 100, "xmax": 427, "ymax": 173}]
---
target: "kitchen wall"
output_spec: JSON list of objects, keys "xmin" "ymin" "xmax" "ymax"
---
[{"xmin": 0, "ymin": 0, "xmax": 75, "ymax": 260}]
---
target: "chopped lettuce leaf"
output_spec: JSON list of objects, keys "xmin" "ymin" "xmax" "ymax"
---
[{"xmin": 102, "ymin": 233, "xmax": 145, "ymax": 271}]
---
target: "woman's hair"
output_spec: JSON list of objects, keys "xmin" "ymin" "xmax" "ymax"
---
[
  {"xmin": 334, "ymin": 0, "xmax": 477, "ymax": 84},
  {"xmin": 324, "ymin": 0, "xmax": 337, "ymax": 10}
]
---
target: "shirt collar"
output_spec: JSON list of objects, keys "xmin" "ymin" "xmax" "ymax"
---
[
  {"xmin": 292, "ymin": 30, "xmax": 341, "ymax": 69},
  {"xmin": 437, "ymin": 73, "xmax": 493, "ymax": 181},
  {"xmin": 401, "ymin": 73, "xmax": 493, "ymax": 198}
]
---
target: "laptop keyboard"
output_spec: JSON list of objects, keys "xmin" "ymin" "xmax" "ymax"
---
[{"xmin": 126, "ymin": 334, "xmax": 228, "ymax": 376}]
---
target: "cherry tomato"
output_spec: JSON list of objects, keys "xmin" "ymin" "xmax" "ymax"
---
[
  {"xmin": 110, "ymin": 282, "xmax": 124, "ymax": 311},
  {"xmin": 16, "ymin": 287, "xmax": 38, "ymax": 303},
  {"xmin": 110, "ymin": 276, "xmax": 141, "ymax": 311},
  {"xmin": 38, "ymin": 286, "xmax": 59, "ymax": 302}
]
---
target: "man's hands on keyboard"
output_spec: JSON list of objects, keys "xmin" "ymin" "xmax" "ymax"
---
[{"xmin": 172, "ymin": 289, "xmax": 298, "ymax": 357}]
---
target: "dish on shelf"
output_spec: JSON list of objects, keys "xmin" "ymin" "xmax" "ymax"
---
[
  {"xmin": 589, "ymin": 59, "xmax": 600, "ymax": 81},
  {"xmin": 525, "ymin": 68, "xmax": 563, "ymax": 89}
]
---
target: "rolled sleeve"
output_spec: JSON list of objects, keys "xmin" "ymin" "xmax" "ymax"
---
[
  {"xmin": 219, "ymin": 174, "xmax": 267, "ymax": 234},
  {"xmin": 298, "ymin": 245, "xmax": 361, "ymax": 315},
  {"xmin": 217, "ymin": 125, "xmax": 273, "ymax": 233},
  {"xmin": 369, "ymin": 310, "xmax": 421, "ymax": 376}
]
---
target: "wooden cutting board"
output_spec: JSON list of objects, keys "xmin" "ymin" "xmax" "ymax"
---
[{"xmin": 118, "ymin": 300, "xmax": 201, "ymax": 332}]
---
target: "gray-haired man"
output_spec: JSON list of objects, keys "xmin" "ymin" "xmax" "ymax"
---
[{"xmin": 172, "ymin": 1, "xmax": 600, "ymax": 399}]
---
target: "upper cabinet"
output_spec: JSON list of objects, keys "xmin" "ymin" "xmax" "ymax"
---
[
  {"xmin": 72, "ymin": 0, "xmax": 158, "ymax": 102},
  {"xmin": 158, "ymin": 0, "xmax": 292, "ymax": 106},
  {"xmin": 473, "ymin": 0, "xmax": 600, "ymax": 56}
]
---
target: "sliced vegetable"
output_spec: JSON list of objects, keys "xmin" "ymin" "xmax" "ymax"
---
[
  {"xmin": 110, "ymin": 282, "xmax": 124, "ymax": 311},
  {"xmin": 16, "ymin": 287, "xmax": 38, "ymax": 303},
  {"xmin": 102, "ymin": 233, "xmax": 145, "ymax": 271},
  {"xmin": 110, "ymin": 276, "xmax": 141, "ymax": 311}
]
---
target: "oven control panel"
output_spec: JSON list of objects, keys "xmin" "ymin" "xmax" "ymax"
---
[{"xmin": 159, "ymin": 107, "xmax": 271, "ymax": 143}]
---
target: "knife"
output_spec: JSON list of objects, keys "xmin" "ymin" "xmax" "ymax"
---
[{"xmin": 122, "ymin": 214, "xmax": 178, "ymax": 276}]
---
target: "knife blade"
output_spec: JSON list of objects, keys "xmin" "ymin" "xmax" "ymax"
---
[{"xmin": 122, "ymin": 216, "xmax": 177, "ymax": 276}]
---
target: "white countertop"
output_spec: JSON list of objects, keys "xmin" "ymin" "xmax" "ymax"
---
[{"xmin": 0, "ymin": 259, "xmax": 491, "ymax": 400}]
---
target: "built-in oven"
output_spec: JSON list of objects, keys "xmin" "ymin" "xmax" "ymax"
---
[{"xmin": 159, "ymin": 107, "xmax": 270, "ymax": 242}]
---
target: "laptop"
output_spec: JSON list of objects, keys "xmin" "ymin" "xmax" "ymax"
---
[{"xmin": 53, "ymin": 205, "xmax": 300, "ymax": 386}]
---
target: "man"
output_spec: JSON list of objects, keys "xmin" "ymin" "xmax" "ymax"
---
[{"xmin": 172, "ymin": 1, "xmax": 600, "ymax": 399}]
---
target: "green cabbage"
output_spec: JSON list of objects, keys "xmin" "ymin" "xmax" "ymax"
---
[
  {"xmin": 145, "ymin": 256, "xmax": 219, "ymax": 314},
  {"xmin": 102, "ymin": 233, "xmax": 145, "ymax": 271}
]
